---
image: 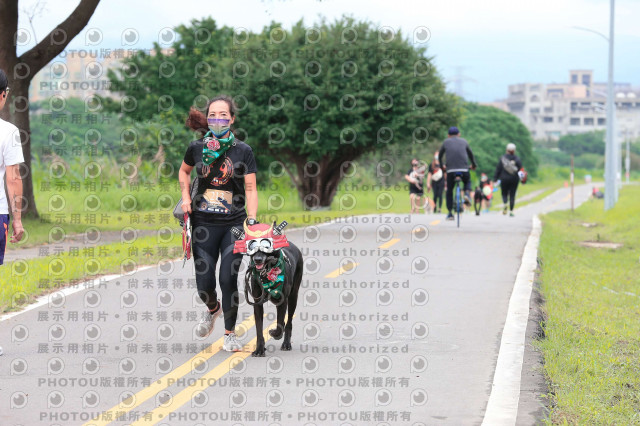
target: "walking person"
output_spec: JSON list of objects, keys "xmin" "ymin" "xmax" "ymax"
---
[
  {"xmin": 493, "ymin": 143, "xmax": 523, "ymax": 217},
  {"xmin": 0, "ymin": 69, "xmax": 26, "ymax": 356},
  {"xmin": 438, "ymin": 126, "xmax": 477, "ymax": 220},
  {"xmin": 426, "ymin": 152, "xmax": 445, "ymax": 213},
  {"xmin": 404, "ymin": 159, "xmax": 428, "ymax": 213},
  {"xmin": 180, "ymin": 95, "xmax": 258, "ymax": 351}
]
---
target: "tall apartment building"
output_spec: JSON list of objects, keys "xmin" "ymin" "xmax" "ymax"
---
[{"xmin": 497, "ymin": 70, "xmax": 640, "ymax": 141}]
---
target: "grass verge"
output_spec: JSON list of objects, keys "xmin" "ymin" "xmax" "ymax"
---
[
  {"xmin": 536, "ymin": 185, "xmax": 640, "ymax": 424},
  {"xmin": 1, "ymin": 233, "xmax": 182, "ymax": 313}
]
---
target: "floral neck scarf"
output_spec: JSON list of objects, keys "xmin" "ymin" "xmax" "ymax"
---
[
  {"xmin": 202, "ymin": 131, "xmax": 235, "ymax": 177},
  {"xmin": 252, "ymin": 251, "xmax": 286, "ymax": 299}
]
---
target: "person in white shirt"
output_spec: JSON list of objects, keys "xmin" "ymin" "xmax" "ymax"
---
[
  {"xmin": 0, "ymin": 68, "xmax": 25, "ymax": 267},
  {"xmin": 0, "ymin": 68, "xmax": 25, "ymax": 357}
]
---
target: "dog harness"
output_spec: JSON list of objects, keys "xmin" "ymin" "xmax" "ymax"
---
[
  {"xmin": 251, "ymin": 250, "xmax": 286, "ymax": 299},
  {"xmin": 231, "ymin": 219, "xmax": 291, "ymax": 305}
]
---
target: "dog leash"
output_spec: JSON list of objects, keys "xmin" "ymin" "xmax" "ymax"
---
[{"xmin": 182, "ymin": 213, "xmax": 191, "ymax": 267}]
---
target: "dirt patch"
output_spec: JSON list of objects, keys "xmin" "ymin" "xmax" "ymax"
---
[
  {"xmin": 578, "ymin": 241, "xmax": 623, "ymax": 249},
  {"xmin": 581, "ymin": 222, "xmax": 598, "ymax": 228}
]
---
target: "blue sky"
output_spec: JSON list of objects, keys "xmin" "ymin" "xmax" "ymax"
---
[{"xmin": 18, "ymin": 0, "xmax": 640, "ymax": 102}]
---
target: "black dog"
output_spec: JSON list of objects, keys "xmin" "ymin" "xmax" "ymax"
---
[{"xmin": 232, "ymin": 221, "xmax": 303, "ymax": 357}]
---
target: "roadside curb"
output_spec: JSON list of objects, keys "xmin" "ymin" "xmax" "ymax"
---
[{"xmin": 482, "ymin": 215, "xmax": 542, "ymax": 425}]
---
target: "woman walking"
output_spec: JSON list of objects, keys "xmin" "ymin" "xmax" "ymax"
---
[
  {"xmin": 493, "ymin": 143, "xmax": 523, "ymax": 217},
  {"xmin": 426, "ymin": 153, "xmax": 445, "ymax": 213},
  {"xmin": 405, "ymin": 159, "xmax": 428, "ymax": 213},
  {"xmin": 180, "ymin": 95, "xmax": 258, "ymax": 351}
]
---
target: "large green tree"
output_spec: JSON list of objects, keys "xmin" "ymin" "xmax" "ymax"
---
[
  {"xmin": 230, "ymin": 19, "xmax": 457, "ymax": 208},
  {"xmin": 460, "ymin": 103, "xmax": 538, "ymax": 178},
  {"xmin": 108, "ymin": 17, "xmax": 458, "ymax": 208}
]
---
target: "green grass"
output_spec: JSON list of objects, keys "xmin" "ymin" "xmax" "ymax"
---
[
  {"xmin": 14, "ymin": 173, "xmax": 414, "ymax": 248},
  {"xmin": 1, "ymin": 233, "xmax": 182, "ymax": 313},
  {"xmin": 536, "ymin": 185, "xmax": 640, "ymax": 424},
  {"xmin": 14, "ymin": 165, "xmax": 589, "ymax": 248}
]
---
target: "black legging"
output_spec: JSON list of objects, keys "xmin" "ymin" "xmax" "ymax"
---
[
  {"xmin": 445, "ymin": 171, "xmax": 470, "ymax": 214},
  {"xmin": 501, "ymin": 179, "xmax": 519, "ymax": 211},
  {"xmin": 192, "ymin": 222, "xmax": 243, "ymax": 331},
  {"xmin": 432, "ymin": 180, "xmax": 444, "ymax": 210}
]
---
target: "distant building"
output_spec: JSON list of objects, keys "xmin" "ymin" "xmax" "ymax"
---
[
  {"xmin": 494, "ymin": 70, "xmax": 640, "ymax": 140},
  {"xmin": 29, "ymin": 48, "xmax": 173, "ymax": 105}
]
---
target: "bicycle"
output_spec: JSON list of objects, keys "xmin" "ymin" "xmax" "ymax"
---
[{"xmin": 454, "ymin": 173, "xmax": 463, "ymax": 228}]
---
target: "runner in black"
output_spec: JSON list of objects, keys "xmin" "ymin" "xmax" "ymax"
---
[
  {"xmin": 179, "ymin": 95, "xmax": 258, "ymax": 351},
  {"xmin": 493, "ymin": 143, "xmax": 523, "ymax": 217}
]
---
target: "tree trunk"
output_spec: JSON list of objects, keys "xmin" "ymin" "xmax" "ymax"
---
[
  {"xmin": 0, "ymin": 0, "xmax": 101, "ymax": 218},
  {"xmin": 290, "ymin": 152, "xmax": 361, "ymax": 210}
]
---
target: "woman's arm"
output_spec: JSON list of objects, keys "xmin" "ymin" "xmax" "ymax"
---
[
  {"xmin": 493, "ymin": 159, "xmax": 502, "ymax": 182},
  {"xmin": 244, "ymin": 173, "xmax": 258, "ymax": 220},
  {"xmin": 179, "ymin": 161, "xmax": 194, "ymax": 213}
]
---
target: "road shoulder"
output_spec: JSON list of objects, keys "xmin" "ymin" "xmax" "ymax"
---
[{"xmin": 516, "ymin": 273, "xmax": 549, "ymax": 425}]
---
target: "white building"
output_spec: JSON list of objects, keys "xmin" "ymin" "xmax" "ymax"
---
[{"xmin": 496, "ymin": 70, "xmax": 640, "ymax": 141}]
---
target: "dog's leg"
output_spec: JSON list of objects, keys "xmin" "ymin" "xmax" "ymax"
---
[
  {"xmin": 269, "ymin": 300, "xmax": 286, "ymax": 340},
  {"xmin": 281, "ymin": 288, "xmax": 298, "ymax": 350},
  {"xmin": 282, "ymin": 263, "xmax": 302, "ymax": 351},
  {"xmin": 252, "ymin": 302, "xmax": 266, "ymax": 357}
]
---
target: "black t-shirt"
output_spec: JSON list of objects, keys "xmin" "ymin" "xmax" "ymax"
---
[
  {"xmin": 183, "ymin": 138, "xmax": 257, "ymax": 226},
  {"xmin": 428, "ymin": 162, "xmax": 444, "ymax": 183}
]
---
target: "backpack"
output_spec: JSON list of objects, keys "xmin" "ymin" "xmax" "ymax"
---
[
  {"xmin": 431, "ymin": 167, "xmax": 443, "ymax": 181},
  {"xmin": 501, "ymin": 155, "xmax": 518, "ymax": 175}
]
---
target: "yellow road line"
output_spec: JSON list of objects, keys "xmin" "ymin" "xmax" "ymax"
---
[
  {"xmin": 84, "ymin": 316, "xmax": 257, "ymax": 426},
  {"xmin": 325, "ymin": 262, "xmax": 359, "ymax": 278},
  {"xmin": 378, "ymin": 238, "xmax": 400, "ymax": 249},
  {"xmin": 429, "ymin": 220, "xmax": 441, "ymax": 226},
  {"xmin": 131, "ymin": 320, "xmax": 279, "ymax": 425}
]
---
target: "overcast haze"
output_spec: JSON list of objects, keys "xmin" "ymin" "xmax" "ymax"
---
[{"xmin": 18, "ymin": 0, "xmax": 640, "ymax": 102}]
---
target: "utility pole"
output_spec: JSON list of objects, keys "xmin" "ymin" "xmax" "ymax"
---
[
  {"xmin": 573, "ymin": 0, "xmax": 616, "ymax": 209},
  {"xmin": 604, "ymin": 0, "xmax": 616, "ymax": 210},
  {"xmin": 451, "ymin": 66, "xmax": 477, "ymax": 100}
]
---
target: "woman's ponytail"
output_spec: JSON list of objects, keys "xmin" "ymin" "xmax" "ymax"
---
[{"xmin": 186, "ymin": 107, "xmax": 208, "ymax": 135}]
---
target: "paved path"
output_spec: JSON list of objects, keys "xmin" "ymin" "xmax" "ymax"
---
[{"xmin": 0, "ymin": 185, "xmax": 593, "ymax": 425}]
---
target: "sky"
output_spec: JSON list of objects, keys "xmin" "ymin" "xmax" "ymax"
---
[{"xmin": 16, "ymin": 0, "xmax": 640, "ymax": 102}]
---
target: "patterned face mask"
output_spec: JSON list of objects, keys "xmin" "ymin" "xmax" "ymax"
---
[{"xmin": 207, "ymin": 118, "xmax": 231, "ymax": 138}]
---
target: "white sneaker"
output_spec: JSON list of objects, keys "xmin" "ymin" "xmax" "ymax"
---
[
  {"xmin": 195, "ymin": 302, "xmax": 221, "ymax": 338},
  {"xmin": 223, "ymin": 332, "xmax": 242, "ymax": 352}
]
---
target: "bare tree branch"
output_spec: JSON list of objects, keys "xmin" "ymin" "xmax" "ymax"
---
[
  {"xmin": 18, "ymin": 0, "xmax": 101, "ymax": 76},
  {"xmin": 22, "ymin": 0, "xmax": 48, "ymax": 45}
]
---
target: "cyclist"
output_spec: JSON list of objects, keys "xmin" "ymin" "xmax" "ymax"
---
[{"xmin": 438, "ymin": 126, "xmax": 477, "ymax": 221}]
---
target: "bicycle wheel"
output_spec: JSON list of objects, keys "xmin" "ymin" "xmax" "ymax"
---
[{"xmin": 456, "ymin": 181, "xmax": 461, "ymax": 228}]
